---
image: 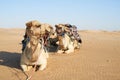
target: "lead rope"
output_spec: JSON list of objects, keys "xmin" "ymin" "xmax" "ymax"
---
[
  {"xmin": 25, "ymin": 38, "xmax": 43, "ymax": 80},
  {"xmin": 25, "ymin": 61, "xmax": 37, "ymax": 80},
  {"xmin": 25, "ymin": 64, "xmax": 37, "ymax": 80}
]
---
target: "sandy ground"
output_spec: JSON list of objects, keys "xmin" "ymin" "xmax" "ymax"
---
[{"xmin": 0, "ymin": 28, "xmax": 120, "ymax": 80}]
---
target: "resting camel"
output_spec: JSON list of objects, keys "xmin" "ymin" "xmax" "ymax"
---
[
  {"xmin": 54, "ymin": 24, "xmax": 82, "ymax": 54},
  {"xmin": 54, "ymin": 24, "xmax": 74, "ymax": 54},
  {"xmin": 20, "ymin": 20, "xmax": 52, "ymax": 71}
]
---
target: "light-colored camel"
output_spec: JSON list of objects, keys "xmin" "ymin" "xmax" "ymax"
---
[
  {"xmin": 20, "ymin": 20, "xmax": 49, "ymax": 71},
  {"xmin": 55, "ymin": 24, "xmax": 75, "ymax": 54}
]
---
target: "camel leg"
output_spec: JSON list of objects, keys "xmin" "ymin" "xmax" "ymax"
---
[
  {"xmin": 39, "ymin": 63, "xmax": 47, "ymax": 71},
  {"xmin": 21, "ymin": 64, "xmax": 32, "ymax": 71},
  {"xmin": 65, "ymin": 49, "xmax": 73, "ymax": 54},
  {"xmin": 57, "ymin": 50, "xmax": 64, "ymax": 54},
  {"xmin": 65, "ymin": 44, "xmax": 74, "ymax": 54}
]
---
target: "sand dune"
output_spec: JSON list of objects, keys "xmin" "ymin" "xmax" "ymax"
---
[{"xmin": 0, "ymin": 28, "xmax": 120, "ymax": 80}]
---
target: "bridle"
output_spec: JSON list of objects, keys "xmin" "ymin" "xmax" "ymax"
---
[
  {"xmin": 25, "ymin": 36, "xmax": 43, "ymax": 62},
  {"xmin": 24, "ymin": 36, "xmax": 44, "ymax": 80}
]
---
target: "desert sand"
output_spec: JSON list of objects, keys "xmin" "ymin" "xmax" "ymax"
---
[{"xmin": 0, "ymin": 28, "xmax": 120, "ymax": 80}]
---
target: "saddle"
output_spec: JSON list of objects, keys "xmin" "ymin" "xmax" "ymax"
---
[{"xmin": 65, "ymin": 24, "xmax": 82, "ymax": 43}]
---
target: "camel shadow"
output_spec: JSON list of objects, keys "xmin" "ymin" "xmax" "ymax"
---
[
  {"xmin": 0, "ymin": 51, "xmax": 21, "ymax": 70},
  {"xmin": 47, "ymin": 45, "xmax": 58, "ymax": 52}
]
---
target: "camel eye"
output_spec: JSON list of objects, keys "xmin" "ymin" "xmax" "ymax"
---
[
  {"xmin": 58, "ymin": 27, "xmax": 62, "ymax": 29},
  {"xmin": 36, "ymin": 25, "xmax": 41, "ymax": 28},
  {"xmin": 26, "ymin": 26, "xmax": 31, "ymax": 29}
]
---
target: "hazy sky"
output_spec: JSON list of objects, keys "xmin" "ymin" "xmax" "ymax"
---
[{"xmin": 0, "ymin": 0, "xmax": 120, "ymax": 30}]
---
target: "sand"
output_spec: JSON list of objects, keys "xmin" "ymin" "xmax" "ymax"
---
[{"xmin": 0, "ymin": 28, "xmax": 120, "ymax": 80}]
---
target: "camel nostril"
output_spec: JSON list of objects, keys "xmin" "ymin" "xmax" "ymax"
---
[{"xmin": 52, "ymin": 33, "xmax": 54, "ymax": 35}]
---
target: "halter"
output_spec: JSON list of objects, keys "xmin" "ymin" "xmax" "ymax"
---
[
  {"xmin": 24, "ymin": 36, "xmax": 44, "ymax": 62},
  {"xmin": 23, "ymin": 37, "xmax": 45, "ymax": 80}
]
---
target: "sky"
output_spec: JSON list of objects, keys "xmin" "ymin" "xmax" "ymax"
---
[{"xmin": 0, "ymin": 0, "xmax": 120, "ymax": 31}]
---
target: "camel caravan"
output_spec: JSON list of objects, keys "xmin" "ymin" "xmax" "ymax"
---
[{"xmin": 20, "ymin": 20, "xmax": 82, "ymax": 72}]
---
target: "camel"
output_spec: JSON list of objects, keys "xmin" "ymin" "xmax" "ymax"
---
[
  {"xmin": 20, "ymin": 20, "xmax": 49, "ymax": 71},
  {"xmin": 55, "ymin": 24, "xmax": 74, "ymax": 54},
  {"xmin": 55, "ymin": 24, "xmax": 82, "ymax": 54}
]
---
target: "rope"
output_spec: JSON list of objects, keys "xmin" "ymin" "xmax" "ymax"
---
[{"xmin": 24, "ymin": 38, "xmax": 44, "ymax": 80}]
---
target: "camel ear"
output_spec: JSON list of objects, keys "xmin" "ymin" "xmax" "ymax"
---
[
  {"xmin": 55, "ymin": 25, "xmax": 58, "ymax": 28},
  {"xmin": 47, "ymin": 25, "xmax": 53, "ymax": 32},
  {"xmin": 64, "ymin": 26, "xmax": 69, "ymax": 32},
  {"xmin": 62, "ymin": 26, "xmax": 65, "ymax": 31},
  {"xmin": 49, "ymin": 26, "xmax": 53, "ymax": 30},
  {"xmin": 26, "ymin": 21, "xmax": 32, "ymax": 27}
]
